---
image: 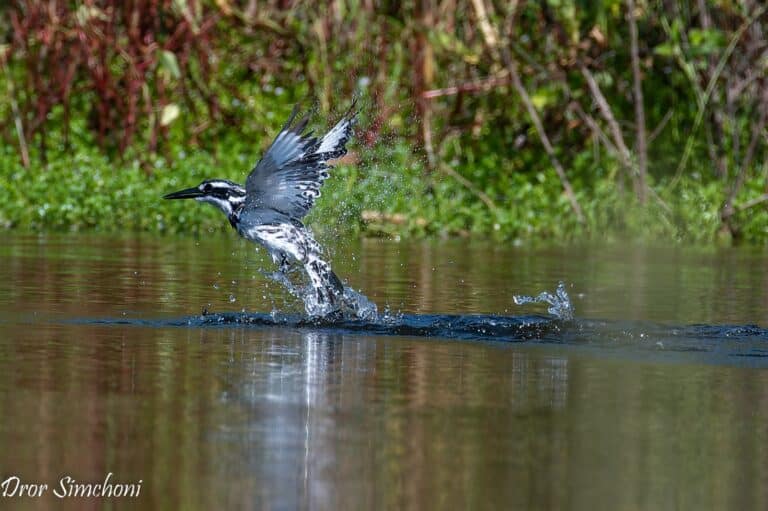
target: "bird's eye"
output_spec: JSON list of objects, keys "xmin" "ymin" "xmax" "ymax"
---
[{"xmin": 202, "ymin": 183, "xmax": 213, "ymax": 193}]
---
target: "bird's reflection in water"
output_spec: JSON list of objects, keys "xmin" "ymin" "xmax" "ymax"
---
[
  {"xmin": 208, "ymin": 328, "xmax": 373, "ymax": 508},
  {"xmin": 201, "ymin": 327, "xmax": 573, "ymax": 509}
]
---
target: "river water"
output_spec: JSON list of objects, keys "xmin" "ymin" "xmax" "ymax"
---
[{"xmin": 0, "ymin": 233, "xmax": 767, "ymax": 509}]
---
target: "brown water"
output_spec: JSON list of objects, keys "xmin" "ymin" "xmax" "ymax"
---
[{"xmin": 1, "ymin": 233, "xmax": 767, "ymax": 510}]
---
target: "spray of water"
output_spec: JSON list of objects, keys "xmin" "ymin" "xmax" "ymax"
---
[
  {"xmin": 266, "ymin": 266, "xmax": 572, "ymax": 322},
  {"xmin": 513, "ymin": 281, "xmax": 575, "ymax": 320},
  {"xmin": 264, "ymin": 267, "xmax": 378, "ymax": 320}
]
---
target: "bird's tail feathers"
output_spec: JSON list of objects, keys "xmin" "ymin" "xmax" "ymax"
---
[{"xmin": 304, "ymin": 258, "xmax": 344, "ymax": 310}]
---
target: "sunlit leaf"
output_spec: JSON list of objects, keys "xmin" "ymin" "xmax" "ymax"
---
[
  {"xmin": 75, "ymin": 5, "xmax": 107, "ymax": 25},
  {"xmin": 531, "ymin": 86, "xmax": 561, "ymax": 109},
  {"xmin": 160, "ymin": 103, "xmax": 180, "ymax": 126}
]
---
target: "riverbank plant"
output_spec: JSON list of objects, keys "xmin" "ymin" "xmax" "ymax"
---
[{"xmin": 0, "ymin": 1, "xmax": 766, "ymax": 244}]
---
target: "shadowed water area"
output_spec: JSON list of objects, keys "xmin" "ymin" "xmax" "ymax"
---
[{"xmin": 1, "ymin": 233, "xmax": 768, "ymax": 509}]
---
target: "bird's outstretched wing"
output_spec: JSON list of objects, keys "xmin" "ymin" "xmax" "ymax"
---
[{"xmin": 245, "ymin": 101, "xmax": 357, "ymax": 219}]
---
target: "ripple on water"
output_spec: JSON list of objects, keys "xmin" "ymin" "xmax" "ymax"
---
[{"xmin": 69, "ymin": 310, "xmax": 768, "ymax": 367}]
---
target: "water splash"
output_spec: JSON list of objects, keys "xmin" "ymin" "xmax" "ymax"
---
[
  {"xmin": 341, "ymin": 286, "xmax": 378, "ymax": 321},
  {"xmin": 304, "ymin": 283, "xmax": 379, "ymax": 320},
  {"xmin": 263, "ymin": 269, "xmax": 378, "ymax": 320},
  {"xmin": 513, "ymin": 281, "xmax": 574, "ymax": 320}
]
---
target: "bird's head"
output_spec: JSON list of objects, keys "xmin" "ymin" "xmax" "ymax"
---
[{"xmin": 163, "ymin": 179, "xmax": 246, "ymax": 217}]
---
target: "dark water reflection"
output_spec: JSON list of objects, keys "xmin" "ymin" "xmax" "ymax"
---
[{"xmin": 0, "ymin": 234, "xmax": 767, "ymax": 510}]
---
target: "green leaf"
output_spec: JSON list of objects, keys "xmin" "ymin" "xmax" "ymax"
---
[
  {"xmin": 159, "ymin": 50, "xmax": 181, "ymax": 79},
  {"xmin": 428, "ymin": 29, "xmax": 481, "ymax": 65},
  {"xmin": 654, "ymin": 42, "xmax": 676, "ymax": 57},
  {"xmin": 688, "ymin": 28, "xmax": 725, "ymax": 55}
]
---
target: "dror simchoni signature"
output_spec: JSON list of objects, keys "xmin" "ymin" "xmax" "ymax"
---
[{"xmin": 1, "ymin": 473, "xmax": 142, "ymax": 498}]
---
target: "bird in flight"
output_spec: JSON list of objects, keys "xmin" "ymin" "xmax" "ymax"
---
[{"xmin": 164, "ymin": 102, "xmax": 358, "ymax": 316}]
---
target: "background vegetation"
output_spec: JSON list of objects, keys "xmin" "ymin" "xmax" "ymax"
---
[{"xmin": 1, "ymin": 0, "xmax": 767, "ymax": 243}]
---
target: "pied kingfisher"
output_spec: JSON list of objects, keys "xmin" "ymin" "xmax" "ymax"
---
[{"xmin": 164, "ymin": 102, "xmax": 357, "ymax": 313}]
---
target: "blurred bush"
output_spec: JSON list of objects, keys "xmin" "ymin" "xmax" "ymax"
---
[{"xmin": 0, "ymin": 1, "xmax": 767, "ymax": 243}]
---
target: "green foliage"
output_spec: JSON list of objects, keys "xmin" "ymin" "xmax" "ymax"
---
[
  {"xmin": 2, "ymin": 130, "xmax": 765, "ymax": 244},
  {"xmin": 1, "ymin": 1, "xmax": 767, "ymax": 245}
]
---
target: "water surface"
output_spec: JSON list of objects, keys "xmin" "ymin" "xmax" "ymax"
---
[{"xmin": 0, "ymin": 233, "xmax": 767, "ymax": 509}]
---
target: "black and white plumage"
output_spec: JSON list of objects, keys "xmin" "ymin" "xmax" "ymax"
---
[
  {"xmin": 164, "ymin": 102, "xmax": 357, "ymax": 314},
  {"xmin": 245, "ymin": 104, "xmax": 354, "ymax": 219}
]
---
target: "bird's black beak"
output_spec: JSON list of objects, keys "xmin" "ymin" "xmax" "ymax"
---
[{"xmin": 163, "ymin": 187, "xmax": 202, "ymax": 200}]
